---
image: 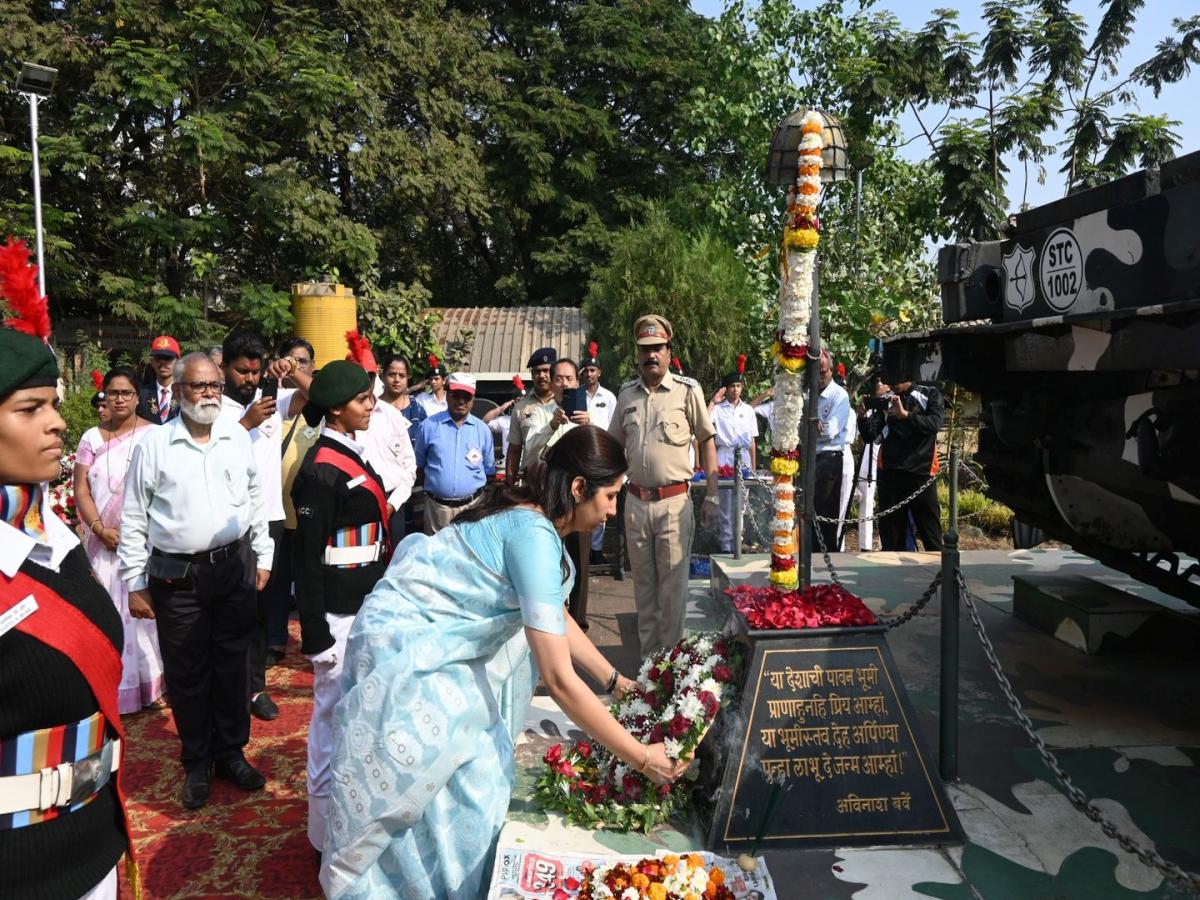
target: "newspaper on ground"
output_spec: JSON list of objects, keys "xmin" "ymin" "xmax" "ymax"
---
[{"xmin": 488, "ymin": 847, "xmax": 777, "ymax": 899}]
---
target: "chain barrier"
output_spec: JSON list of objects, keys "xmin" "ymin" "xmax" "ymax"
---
[
  {"xmin": 957, "ymin": 569, "xmax": 1200, "ymax": 895},
  {"xmin": 813, "ymin": 472, "xmax": 939, "ymax": 526}
]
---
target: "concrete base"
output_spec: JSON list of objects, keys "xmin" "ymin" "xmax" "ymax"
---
[{"xmin": 1011, "ymin": 573, "xmax": 1162, "ymax": 654}]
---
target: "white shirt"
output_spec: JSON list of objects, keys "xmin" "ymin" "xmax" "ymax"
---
[
  {"xmin": 585, "ymin": 384, "xmax": 618, "ymax": 431},
  {"xmin": 119, "ymin": 415, "xmax": 274, "ymax": 591},
  {"xmin": 711, "ymin": 399, "xmax": 759, "ymax": 466},
  {"xmin": 817, "ymin": 381, "xmax": 851, "ymax": 452},
  {"xmin": 415, "ymin": 391, "xmax": 447, "ymax": 417},
  {"xmin": 0, "ymin": 491, "xmax": 79, "ymax": 577},
  {"xmin": 488, "ymin": 415, "xmax": 512, "ymax": 466},
  {"xmin": 357, "ymin": 399, "xmax": 417, "ymax": 510},
  {"xmin": 219, "ymin": 387, "xmax": 297, "ymax": 523}
]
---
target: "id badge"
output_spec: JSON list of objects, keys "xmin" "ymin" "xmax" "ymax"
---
[{"xmin": 466, "ymin": 447, "xmax": 483, "ymax": 465}]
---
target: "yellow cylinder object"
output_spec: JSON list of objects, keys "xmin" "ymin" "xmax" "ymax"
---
[{"xmin": 291, "ymin": 282, "xmax": 357, "ymax": 369}]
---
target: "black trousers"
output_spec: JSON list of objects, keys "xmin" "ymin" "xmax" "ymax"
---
[
  {"xmin": 810, "ymin": 452, "xmax": 843, "ymax": 555},
  {"xmin": 150, "ymin": 544, "xmax": 257, "ymax": 773},
  {"xmin": 248, "ymin": 520, "xmax": 284, "ymax": 696},
  {"xmin": 565, "ymin": 531, "xmax": 590, "ymax": 630},
  {"xmin": 878, "ymin": 469, "xmax": 943, "ymax": 551}
]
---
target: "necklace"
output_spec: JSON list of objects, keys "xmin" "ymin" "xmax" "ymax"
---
[{"xmin": 103, "ymin": 419, "xmax": 140, "ymax": 496}]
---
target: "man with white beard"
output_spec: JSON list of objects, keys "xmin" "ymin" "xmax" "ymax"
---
[{"xmin": 119, "ymin": 352, "xmax": 275, "ymax": 810}]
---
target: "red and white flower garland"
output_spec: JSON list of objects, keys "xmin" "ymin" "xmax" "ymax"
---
[{"xmin": 768, "ymin": 111, "xmax": 826, "ymax": 588}]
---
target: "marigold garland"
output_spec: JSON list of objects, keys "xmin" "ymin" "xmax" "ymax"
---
[{"xmin": 769, "ymin": 110, "xmax": 826, "ymax": 587}]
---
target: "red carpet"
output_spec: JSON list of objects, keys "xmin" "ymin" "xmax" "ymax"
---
[{"xmin": 118, "ymin": 623, "xmax": 321, "ymax": 899}]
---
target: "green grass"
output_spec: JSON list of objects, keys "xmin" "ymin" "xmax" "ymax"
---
[{"xmin": 938, "ymin": 483, "xmax": 1013, "ymax": 536}]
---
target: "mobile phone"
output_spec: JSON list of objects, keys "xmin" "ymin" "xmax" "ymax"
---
[
  {"xmin": 260, "ymin": 376, "xmax": 279, "ymax": 400},
  {"xmin": 562, "ymin": 386, "xmax": 585, "ymax": 416}
]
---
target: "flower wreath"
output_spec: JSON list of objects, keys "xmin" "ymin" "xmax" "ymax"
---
[
  {"xmin": 576, "ymin": 854, "xmax": 736, "ymax": 900},
  {"xmin": 535, "ymin": 632, "xmax": 745, "ymax": 833}
]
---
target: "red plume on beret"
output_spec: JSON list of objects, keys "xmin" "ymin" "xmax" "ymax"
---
[
  {"xmin": 837, "ymin": 362, "xmax": 846, "ymax": 378},
  {"xmin": 512, "ymin": 373, "xmax": 525, "ymax": 392},
  {"xmin": 671, "ymin": 356, "xmax": 682, "ymax": 373},
  {"xmin": 345, "ymin": 330, "xmax": 378, "ymax": 372},
  {"xmin": 737, "ymin": 353, "xmax": 747, "ymax": 375},
  {"xmin": 0, "ymin": 237, "xmax": 50, "ymax": 342},
  {"xmin": 588, "ymin": 341, "xmax": 598, "ymax": 358},
  {"xmin": 91, "ymin": 369, "xmax": 104, "ymax": 391},
  {"xmin": 428, "ymin": 354, "xmax": 439, "ymax": 369}
]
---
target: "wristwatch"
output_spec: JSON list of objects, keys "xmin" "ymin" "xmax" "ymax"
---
[{"xmin": 704, "ymin": 494, "xmax": 720, "ymax": 507}]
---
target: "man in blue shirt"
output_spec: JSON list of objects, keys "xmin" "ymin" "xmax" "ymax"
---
[{"xmin": 415, "ymin": 372, "xmax": 495, "ymax": 533}]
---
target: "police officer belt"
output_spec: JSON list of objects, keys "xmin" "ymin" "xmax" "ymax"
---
[
  {"xmin": 429, "ymin": 488, "xmax": 483, "ymax": 508},
  {"xmin": 0, "ymin": 738, "xmax": 120, "ymax": 817},
  {"xmin": 627, "ymin": 481, "xmax": 689, "ymax": 502}
]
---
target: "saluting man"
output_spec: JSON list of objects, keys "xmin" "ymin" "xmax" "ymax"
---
[
  {"xmin": 709, "ymin": 353, "xmax": 759, "ymax": 553},
  {"xmin": 608, "ymin": 315, "xmax": 719, "ymax": 655},
  {"xmin": 290, "ymin": 359, "xmax": 390, "ymax": 854}
]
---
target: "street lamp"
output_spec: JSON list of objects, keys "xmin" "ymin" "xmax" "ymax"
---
[
  {"xmin": 15, "ymin": 62, "xmax": 58, "ymax": 299},
  {"xmin": 765, "ymin": 108, "xmax": 850, "ymax": 588}
]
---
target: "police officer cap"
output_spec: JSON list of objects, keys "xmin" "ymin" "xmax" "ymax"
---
[
  {"xmin": 302, "ymin": 359, "xmax": 371, "ymax": 426},
  {"xmin": 527, "ymin": 347, "xmax": 557, "ymax": 368},
  {"xmin": 633, "ymin": 315, "xmax": 672, "ymax": 346}
]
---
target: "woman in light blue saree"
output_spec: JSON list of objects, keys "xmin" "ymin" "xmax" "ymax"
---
[{"xmin": 320, "ymin": 425, "xmax": 689, "ymax": 899}]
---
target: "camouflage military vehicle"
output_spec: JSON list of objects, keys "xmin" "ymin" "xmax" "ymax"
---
[{"xmin": 884, "ymin": 150, "xmax": 1200, "ymax": 605}]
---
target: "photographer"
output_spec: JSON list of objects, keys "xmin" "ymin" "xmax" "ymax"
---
[{"xmin": 857, "ymin": 380, "xmax": 944, "ymax": 552}]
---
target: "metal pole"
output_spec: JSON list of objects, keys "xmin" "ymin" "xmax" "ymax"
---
[
  {"xmin": 27, "ymin": 93, "xmax": 46, "ymax": 298},
  {"xmin": 801, "ymin": 261, "xmax": 821, "ymax": 589},
  {"xmin": 939, "ymin": 443, "xmax": 960, "ymax": 782},
  {"xmin": 733, "ymin": 445, "xmax": 744, "ymax": 560}
]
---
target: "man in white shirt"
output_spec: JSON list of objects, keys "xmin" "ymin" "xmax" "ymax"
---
[
  {"xmin": 813, "ymin": 349, "xmax": 851, "ymax": 554},
  {"xmin": 581, "ymin": 343, "xmax": 617, "ymax": 563},
  {"xmin": 709, "ymin": 360, "xmax": 759, "ymax": 553},
  {"xmin": 120, "ymin": 352, "xmax": 276, "ymax": 810},
  {"xmin": 218, "ymin": 333, "xmax": 311, "ymax": 721}
]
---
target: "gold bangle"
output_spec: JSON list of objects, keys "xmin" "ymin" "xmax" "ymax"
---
[
  {"xmin": 91, "ymin": 519, "xmax": 104, "ymax": 534},
  {"xmin": 641, "ymin": 745, "xmax": 650, "ymax": 774}
]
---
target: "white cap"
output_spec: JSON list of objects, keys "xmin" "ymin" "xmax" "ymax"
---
[{"xmin": 447, "ymin": 372, "xmax": 477, "ymax": 396}]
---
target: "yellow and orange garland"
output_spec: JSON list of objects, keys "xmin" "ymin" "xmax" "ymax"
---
[{"xmin": 769, "ymin": 112, "xmax": 825, "ymax": 588}]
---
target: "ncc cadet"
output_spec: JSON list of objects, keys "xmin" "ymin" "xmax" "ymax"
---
[
  {"xmin": 709, "ymin": 354, "xmax": 759, "ymax": 553},
  {"xmin": 136, "ymin": 334, "xmax": 181, "ymax": 424},
  {"xmin": 0, "ymin": 239, "xmax": 133, "ymax": 900},
  {"xmin": 290, "ymin": 359, "xmax": 391, "ymax": 854},
  {"xmin": 608, "ymin": 315, "xmax": 719, "ymax": 655}
]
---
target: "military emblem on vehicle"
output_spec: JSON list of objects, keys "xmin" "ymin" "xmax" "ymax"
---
[
  {"xmin": 1002, "ymin": 243, "xmax": 1036, "ymax": 313},
  {"xmin": 1038, "ymin": 227, "xmax": 1084, "ymax": 311}
]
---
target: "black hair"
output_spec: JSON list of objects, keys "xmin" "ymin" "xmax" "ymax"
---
[
  {"xmin": 222, "ymin": 331, "xmax": 266, "ymax": 364},
  {"xmin": 456, "ymin": 425, "xmax": 627, "ymax": 529},
  {"xmin": 380, "ymin": 352, "xmax": 410, "ymax": 374},
  {"xmin": 278, "ymin": 336, "xmax": 314, "ymax": 360},
  {"xmin": 103, "ymin": 366, "xmax": 139, "ymax": 390},
  {"xmin": 553, "ymin": 357, "xmax": 579, "ymax": 377}
]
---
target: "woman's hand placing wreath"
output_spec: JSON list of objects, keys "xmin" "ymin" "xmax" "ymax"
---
[
  {"xmin": 614, "ymin": 674, "xmax": 637, "ymax": 701},
  {"xmin": 641, "ymin": 743, "xmax": 691, "ymax": 785}
]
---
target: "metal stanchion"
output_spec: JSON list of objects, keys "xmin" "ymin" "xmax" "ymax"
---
[
  {"xmin": 939, "ymin": 444, "xmax": 960, "ymax": 782},
  {"xmin": 733, "ymin": 445, "xmax": 744, "ymax": 560}
]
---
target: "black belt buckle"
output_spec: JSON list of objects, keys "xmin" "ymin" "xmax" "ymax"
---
[{"xmin": 68, "ymin": 741, "xmax": 114, "ymax": 807}]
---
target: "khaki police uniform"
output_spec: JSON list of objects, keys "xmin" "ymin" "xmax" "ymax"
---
[
  {"xmin": 509, "ymin": 392, "xmax": 558, "ymax": 473},
  {"xmin": 609, "ymin": 367, "xmax": 715, "ymax": 655}
]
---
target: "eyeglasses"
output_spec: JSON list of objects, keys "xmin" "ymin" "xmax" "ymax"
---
[
  {"xmin": 105, "ymin": 389, "xmax": 137, "ymax": 400},
  {"xmin": 182, "ymin": 381, "xmax": 224, "ymax": 395},
  {"xmin": 289, "ymin": 356, "xmax": 313, "ymax": 368}
]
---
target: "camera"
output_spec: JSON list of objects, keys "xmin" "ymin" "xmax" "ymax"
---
[{"xmin": 860, "ymin": 339, "xmax": 891, "ymax": 411}]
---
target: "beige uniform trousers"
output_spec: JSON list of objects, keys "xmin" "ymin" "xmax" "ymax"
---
[
  {"xmin": 625, "ymin": 491, "xmax": 694, "ymax": 657},
  {"xmin": 423, "ymin": 493, "xmax": 483, "ymax": 534}
]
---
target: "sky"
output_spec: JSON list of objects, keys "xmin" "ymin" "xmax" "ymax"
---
[{"xmin": 689, "ymin": 0, "xmax": 1198, "ymax": 213}]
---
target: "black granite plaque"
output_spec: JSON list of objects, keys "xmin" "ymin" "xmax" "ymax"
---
[{"xmin": 704, "ymin": 627, "xmax": 963, "ymax": 849}]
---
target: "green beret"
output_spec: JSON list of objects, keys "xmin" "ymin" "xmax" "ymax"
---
[
  {"xmin": 303, "ymin": 359, "xmax": 370, "ymax": 426},
  {"xmin": 0, "ymin": 327, "xmax": 58, "ymax": 401}
]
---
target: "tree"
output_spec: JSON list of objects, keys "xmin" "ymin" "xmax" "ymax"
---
[{"xmin": 583, "ymin": 204, "xmax": 757, "ymax": 389}]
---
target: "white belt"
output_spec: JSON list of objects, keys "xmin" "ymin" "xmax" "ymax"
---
[
  {"xmin": 0, "ymin": 738, "xmax": 120, "ymax": 816},
  {"xmin": 323, "ymin": 543, "xmax": 383, "ymax": 566}
]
